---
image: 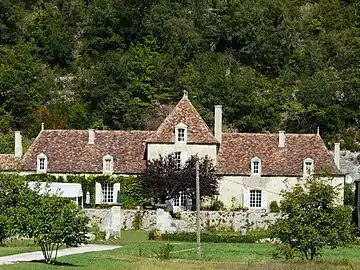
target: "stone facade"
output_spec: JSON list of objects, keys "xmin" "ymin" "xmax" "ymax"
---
[
  {"xmin": 219, "ymin": 175, "xmax": 344, "ymax": 208},
  {"xmin": 85, "ymin": 208, "xmax": 280, "ymax": 234}
]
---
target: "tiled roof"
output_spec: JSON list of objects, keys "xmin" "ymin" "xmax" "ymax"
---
[
  {"xmin": 21, "ymin": 130, "xmax": 154, "ymax": 174},
  {"xmin": 147, "ymin": 95, "xmax": 218, "ymax": 144},
  {"xmin": 0, "ymin": 154, "xmax": 20, "ymax": 171},
  {"xmin": 217, "ymin": 133, "xmax": 341, "ymax": 176}
]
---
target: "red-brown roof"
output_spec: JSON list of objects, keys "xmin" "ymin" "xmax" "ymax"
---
[
  {"xmin": 217, "ymin": 133, "xmax": 341, "ymax": 176},
  {"xmin": 21, "ymin": 130, "xmax": 154, "ymax": 174},
  {"xmin": 0, "ymin": 154, "xmax": 20, "ymax": 171},
  {"xmin": 147, "ymin": 95, "xmax": 218, "ymax": 144}
]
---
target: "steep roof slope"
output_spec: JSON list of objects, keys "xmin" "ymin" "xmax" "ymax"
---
[
  {"xmin": 21, "ymin": 130, "xmax": 154, "ymax": 174},
  {"xmin": 147, "ymin": 95, "xmax": 218, "ymax": 144},
  {"xmin": 217, "ymin": 133, "xmax": 341, "ymax": 176},
  {"xmin": 0, "ymin": 154, "xmax": 20, "ymax": 171}
]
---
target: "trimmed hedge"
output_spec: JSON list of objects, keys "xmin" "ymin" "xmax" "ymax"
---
[{"xmin": 150, "ymin": 229, "xmax": 270, "ymax": 243}]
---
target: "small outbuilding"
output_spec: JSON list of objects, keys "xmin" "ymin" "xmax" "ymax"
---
[{"xmin": 27, "ymin": 182, "xmax": 83, "ymax": 207}]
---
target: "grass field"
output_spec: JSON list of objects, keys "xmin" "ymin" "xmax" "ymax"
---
[
  {"xmin": 1, "ymin": 231, "xmax": 360, "ymax": 269},
  {"xmin": 0, "ymin": 240, "xmax": 39, "ymax": 257}
]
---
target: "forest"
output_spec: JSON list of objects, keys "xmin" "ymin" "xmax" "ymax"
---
[{"xmin": 0, "ymin": 0, "xmax": 360, "ymax": 152}]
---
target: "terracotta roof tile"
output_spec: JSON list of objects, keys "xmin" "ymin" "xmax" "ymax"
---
[
  {"xmin": 217, "ymin": 133, "xmax": 341, "ymax": 176},
  {"xmin": 21, "ymin": 130, "xmax": 154, "ymax": 174},
  {"xmin": 147, "ymin": 96, "xmax": 218, "ymax": 144},
  {"xmin": 0, "ymin": 154, "xmax": 20, "ymax": 171}
]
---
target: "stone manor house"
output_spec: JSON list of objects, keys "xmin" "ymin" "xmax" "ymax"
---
[{"xmin": 0, "ymin": 93, "xmax": 343, "ymax": 211}]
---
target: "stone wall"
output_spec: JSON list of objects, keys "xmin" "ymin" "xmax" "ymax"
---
[{"xmin": 85, "ymin": 208, "xmax": 279, "ymax": 234}]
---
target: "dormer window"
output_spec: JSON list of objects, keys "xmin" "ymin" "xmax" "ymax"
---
[
  {"xmin": 251, "ymin": 157, "xmax": 261, "ymax": 176},
  {"xmin": 175, "ymin": 123, "xmax": 187, "ymax": 143},
  {"xmin": 37, "ymin": 153, "xmax": 48, "ymax": 173},
  {"xmin": 303, "ymin": 158, "xmax": 314, "ymax": 177},
  {"xmin": 178, "ymin": 128, "xmax": 185, "ymax": 141},
  {"xmin": 103, "ymin": 155, "xmax": 114, "ymax": 174}
]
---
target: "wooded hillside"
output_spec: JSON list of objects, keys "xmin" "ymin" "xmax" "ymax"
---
[{"xmin": 1, "ymin": 0, "xmax": 360, "ymax": 152}]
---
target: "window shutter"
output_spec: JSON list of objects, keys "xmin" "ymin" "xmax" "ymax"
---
[
  {"xmin": 95, "ymin": 182, "xmax": 101, "ymax": 205},
  {"xmin": 113, "ymin": 183, "xmax": 120, "ymax": 204},
  {"xmin": 242, "ymin": 187, "xmax": 250, "ymax": 207},
  {"xmin": 261, "ymin": 190, "xmax": 268, "ymax": 211}
]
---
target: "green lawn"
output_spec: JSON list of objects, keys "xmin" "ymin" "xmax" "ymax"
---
[
  {"xmin": 0, "ymin": 240, "xmax": 39, "ymax": 257},
  {"xmin": 1, "ymin": 231, "xmax": 360, "ymax": 269}
]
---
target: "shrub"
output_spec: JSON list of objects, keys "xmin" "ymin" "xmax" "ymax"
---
[
  {"xmin": 153, "ymin": 243, "xmax": 174, "ymax": 259},
  {"xmin": 269, "ymin": 201, "xmax": 280, "ymax": 213},
  {"xmin": 209, "ymin": 196, "xmax": 225, "ymax": 211},
  {"xmin": 159, "ymin": 229, "xmax": 269, "ymax": 243},
  {"xmin": 270, "ymin": 178, "xmax": 356, "ymax": 261},
  {"xmin": 132, "ymin": 212, "xmax": 143, "ymax": 230}
]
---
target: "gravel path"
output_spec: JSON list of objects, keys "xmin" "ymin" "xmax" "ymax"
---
[{"xmin": 0, "ymin": 244, "xmax": 121, "ymax": 265}]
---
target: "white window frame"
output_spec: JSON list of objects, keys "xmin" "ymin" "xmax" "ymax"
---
[
  {"xmin": 251, "ymin": 156, "xmax": 261, "ymax": 176},
  {"xmin": 303, "ymin": 158, "xmax": 314, "ymax": 177},
  {"xmin": 103, "ymin": 154, "xmax": 114, "ymax": 175},
  {"xmin": 175, "ymin": 122, "xmax": 187, "ymax": 144},
  {"xmin": 37, "ymin": 153, "xmax": 48, "ymax": 173},
  {"xmin": 249, "ymin": 189, "xmax": 262, "ymax": 208},
  {"xmin": 101, "ymin": 183, "xmax": 114, "ymax": 203},
  {"xmin": 174, "ymin": 151, "xmax": 182, "ymax": 169}
]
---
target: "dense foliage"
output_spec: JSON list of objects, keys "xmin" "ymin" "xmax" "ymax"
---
[
  {"xmin": 0, "ymin": 173, "xmax": 88, "ymax": 264},
  {"xmin": 141, "ymin": 155, "xmax": 220, "ymax": 204},
  {"xmin": 1, "ymin": 0, "xmax": 360, "ymax": 152},
  {"xmin": 270, "ymin": 178, "xmax": 355, "ymax": 260}
]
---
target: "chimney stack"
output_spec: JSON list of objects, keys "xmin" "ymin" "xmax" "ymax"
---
[
  {"xmin": 88, "ymin": 129, "xmax": 95, "ymax": 145},
  {"xmin": 334, "ymin": 142, "xmax": 340, "ymax": 169},
  {"xmin": 14, "ymin": 131, "xmax": 23, "ymax": 158},
  {"xmin": 214, "ymin": 105, "xmax": 222, "ymax": 143},
  {"xmin": 278, "ymin": 131, "xmax": 286, "ymax": 148}
]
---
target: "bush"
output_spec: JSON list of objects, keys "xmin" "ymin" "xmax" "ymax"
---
[
  {"xmin": 269, "ymin": 201, "xmax": 280, "ymax": 213},
  {"xmin": 270, "ymin": 178, "xmax": 356, "ymax": 261},
  {"xmin": 158, "ymin": 229, "xmax": 269, "ymax": 243},
  {"xmin": 153, "ymin": 243, "xmax": 174, "ymax": 259},
  {"xmin": 209, "ymin": 196, "xmax": 225, "ymax": 211}
]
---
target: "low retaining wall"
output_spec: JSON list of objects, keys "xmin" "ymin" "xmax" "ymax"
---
[{"xmin": 85, "ymin": 209, "xmax": 280, "ymax": 234}]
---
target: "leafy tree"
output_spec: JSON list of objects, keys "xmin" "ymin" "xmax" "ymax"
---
[
  {"xmin": 270, "ymin": 178, "xmax": 355, "ymax": 260},
  {"xmin": 13, "ymin": 186, "xmax": 89, "ymax": 264},
  {"xmin": 141, "ymin": 154, "xmax": 220, "ymax": 204}
]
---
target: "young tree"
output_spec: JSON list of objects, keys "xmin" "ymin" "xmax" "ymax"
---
[
  {"xmin": 141, "ymin": 154, "xmax": 220, "ymax": 204},
  {"xmin": 11, "ymin": 186, "xmax": 89, "ymax": 264},
  {"xmin": 270, "ymin": 178, "xmax": 355, "ymax": 260}
]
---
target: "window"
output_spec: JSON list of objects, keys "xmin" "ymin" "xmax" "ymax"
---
[
  {"xmin": 173, "ymin": 192, "xmax": 187, "ymax": 207},
  {"xmin": 103, "ymin": 155, "xmax": 113, "ymax": 174},
  {"xmin": 175, "ymin": 123, "xmax": 187, "ymax": 143},
  {"xmin": 305, "ymin": 161, "xmax": 312, "ymax": 175},
  {"xmin": 177, "ymin": 128, "xmax": 185, "ymax": 141},
  {"xmin": 250, "ymin": 190, "xmax": 262, "ymax": 208},
  {"xmin": 101, "ymin": 183, "xmax": 114, "ymax": 203},
  {"xmin": 303, "ymin": 158, "xmax": 314, "ymax": 177},
  {"xmin": 251, "ymin": 157, "xmax": 261, "ymax": 175},
  {"xmin": 174, "ymin": 152, "xmax": 181, "ymax": 169},
  {"xmin": 39, "ymin": 158, "xmax": 45, "ymax": 170},
  {"xmin": 253, "ymin": 161, "xmax": 259, "ymax": 174},
  {"xmin": 105, "ymin": 159, "xmax": 111, "ymax": 172},
  {"xmin": 37, "ymin": 153, "xmax": 48, "ymax": 173}
]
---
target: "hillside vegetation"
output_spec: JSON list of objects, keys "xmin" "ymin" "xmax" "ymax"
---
[{"xmin": 1, "ymin": 0, "xmax": 360, "ymax": 153}]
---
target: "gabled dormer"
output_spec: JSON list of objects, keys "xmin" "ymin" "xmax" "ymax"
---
[{"xmin": 146, "ymin": 91, "xmax": 218, "ymax": 145}]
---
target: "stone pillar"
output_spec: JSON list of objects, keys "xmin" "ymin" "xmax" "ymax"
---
[{"xmin": 14, "ymin": 131, "xmax": 22, "ymax": 158}]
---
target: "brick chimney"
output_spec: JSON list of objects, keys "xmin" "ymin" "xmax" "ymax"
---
[
  {"xmin": 88, "ymin": 129, "xmax": 95, "ymax": 145},
  {"xmin": 214, "ymin": 105, "xmax": 222, "ymax": 143},
  {"xmin": 278, "ymin": 131, "xmax": 285, "ymax": 148},
  {"xmin": 14, "ymin": 131, "xmax": 23, "ymax": 158}
]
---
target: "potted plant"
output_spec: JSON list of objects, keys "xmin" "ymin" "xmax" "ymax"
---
[{"xmin": 154, "ymin": 230, "xmax": 162, "ymax": 241}]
